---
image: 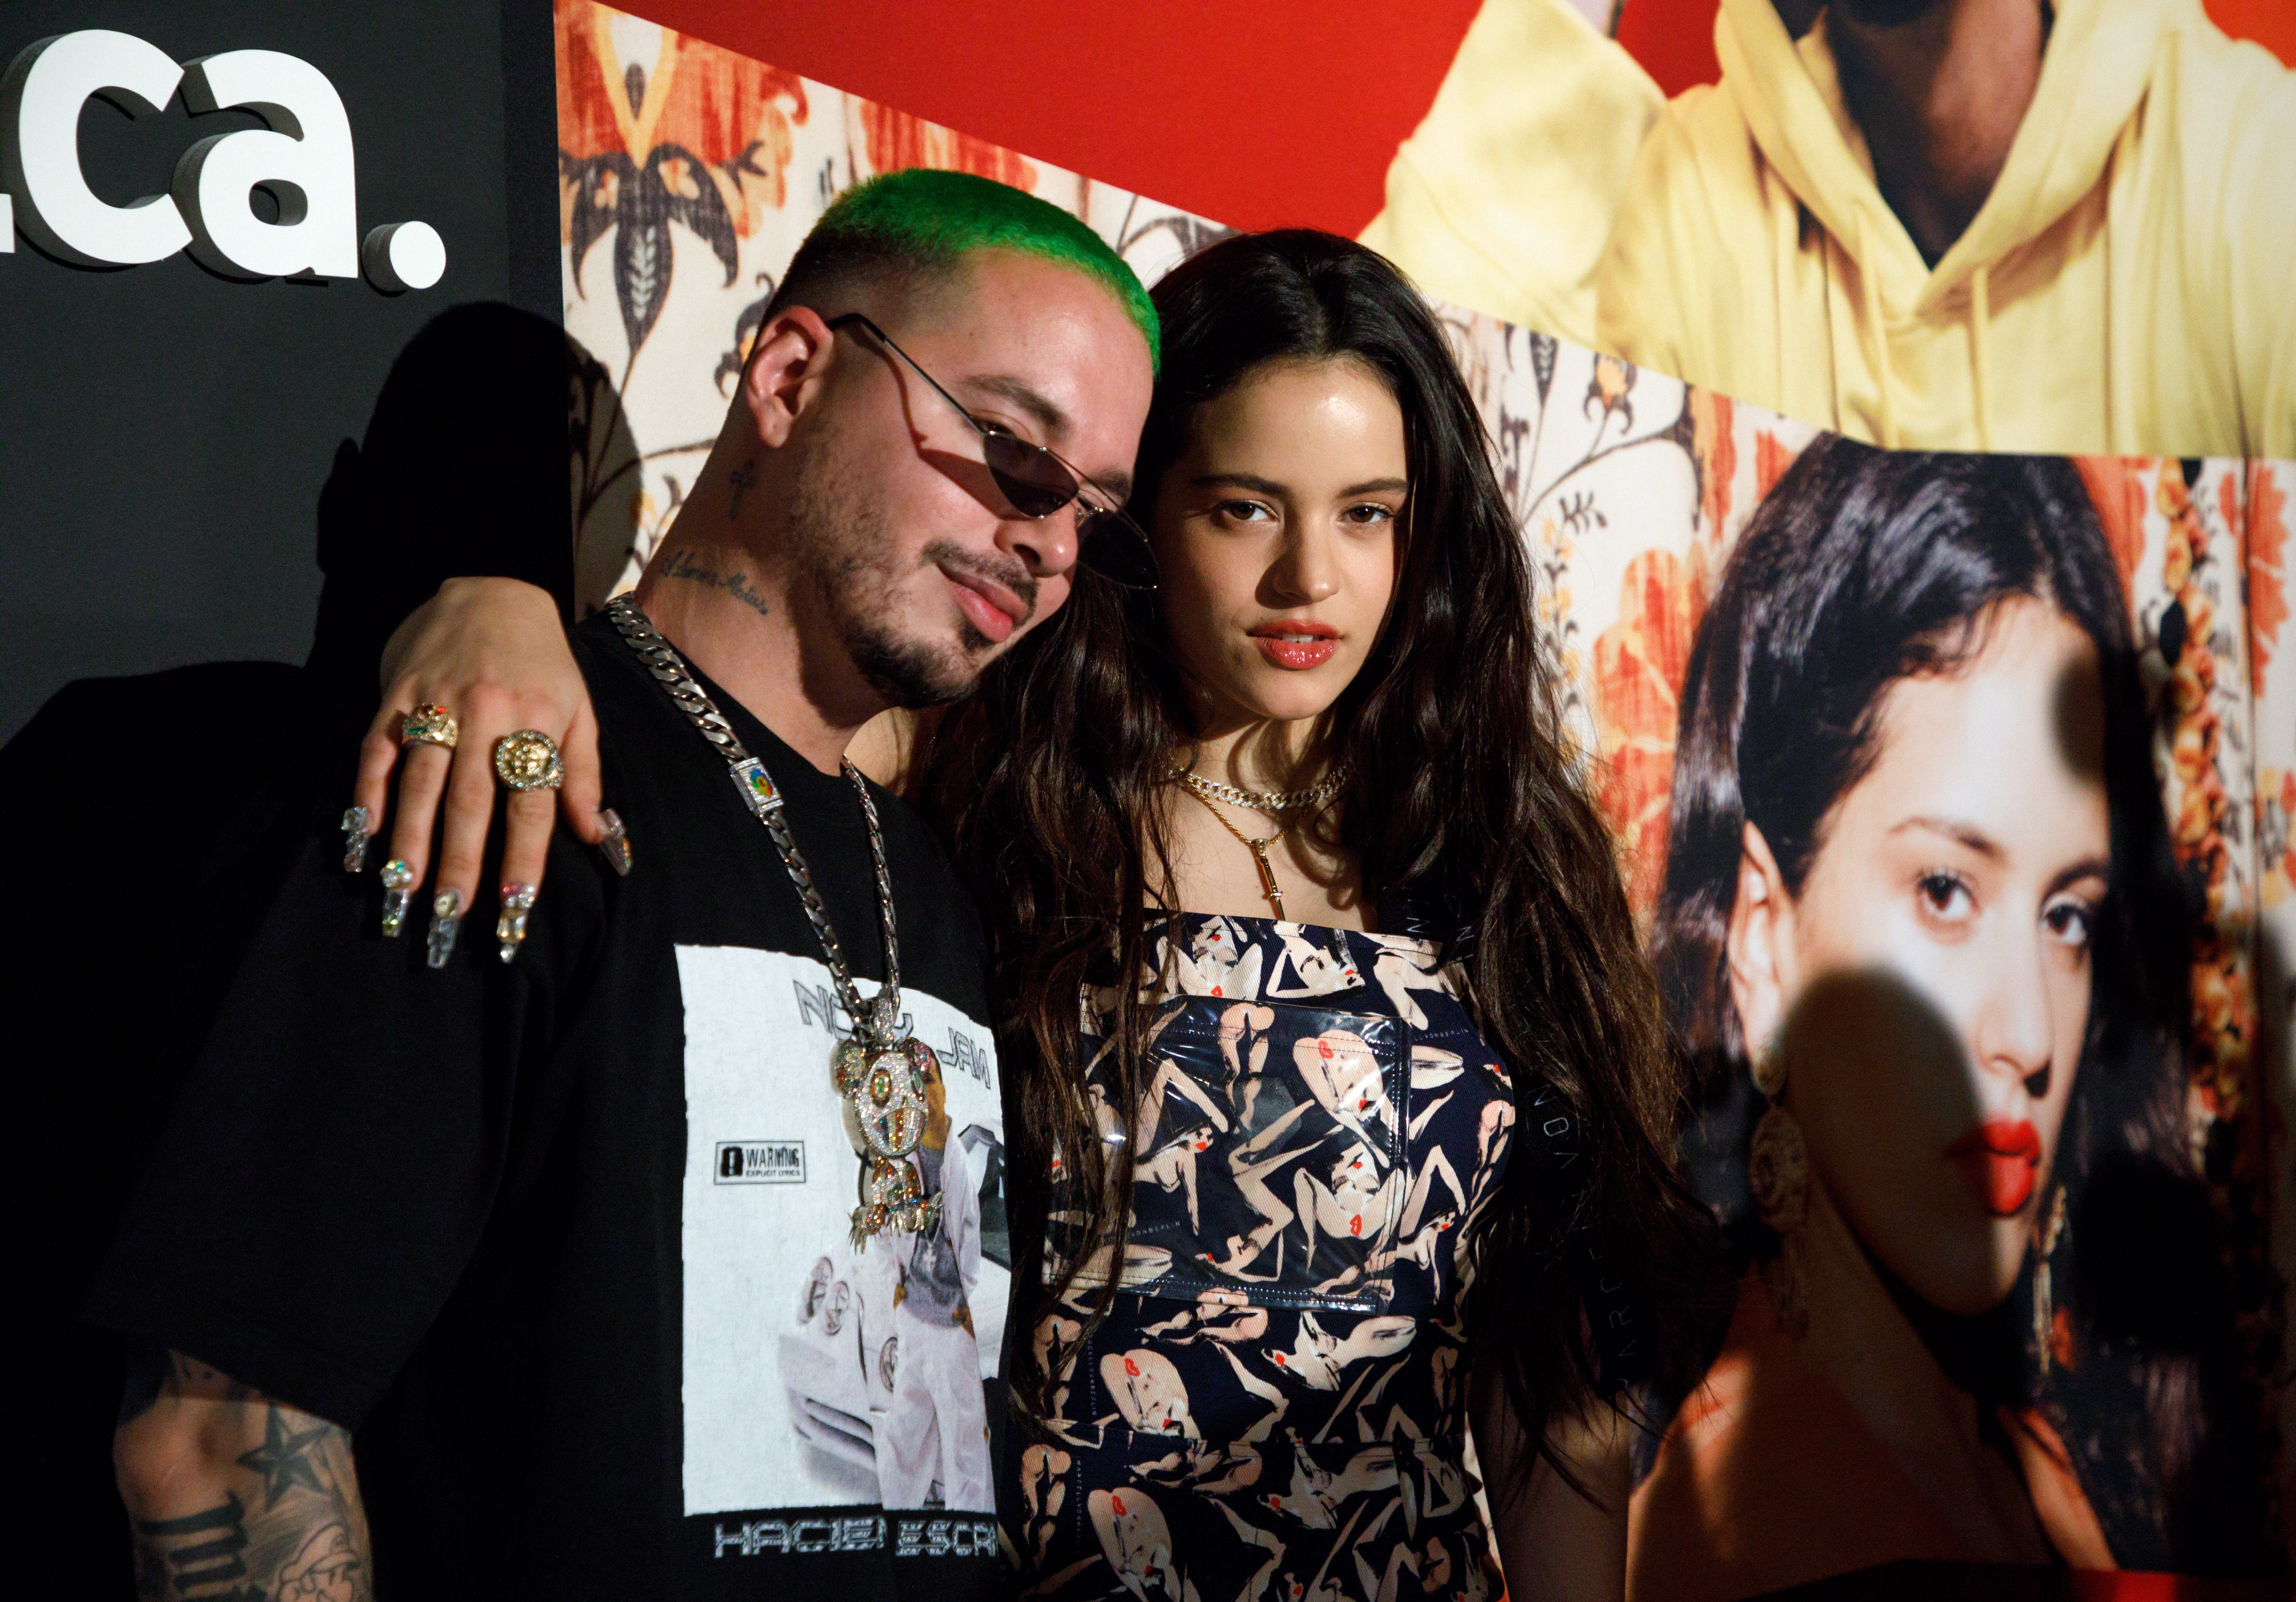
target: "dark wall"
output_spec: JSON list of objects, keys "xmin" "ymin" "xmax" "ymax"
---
[{"xmin": 0, "ymin": 0, "xmax": 558, "ymax": 739}]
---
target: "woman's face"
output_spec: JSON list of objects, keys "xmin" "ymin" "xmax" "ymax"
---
[
  {"xmin": 1149, "ymin": 357, "xmax": 1406, "ymax": 732},
  {"xmin": 1730, "ymin": 598, "xmax": 2110, "ymax": 1316}
]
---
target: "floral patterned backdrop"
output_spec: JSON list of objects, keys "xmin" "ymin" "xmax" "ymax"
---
[{"xmin": 551, "ymin": 0, "xmax": 2296, "ymax": 1568}]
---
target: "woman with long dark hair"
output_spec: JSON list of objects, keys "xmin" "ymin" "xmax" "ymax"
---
[
  {"xmin": 1629, "ymin": 440, "xmax": 2265, "ymax": 1596},
  {"xmin": 928, "ymin": 231, "xmax": 1711, "ymax": 1598},
  {"xmin": 355, "ymin": 230, "xmax": 1712, "ymax": 1598}
]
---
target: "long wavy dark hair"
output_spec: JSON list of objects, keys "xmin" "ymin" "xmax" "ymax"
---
[
  {"xmin": 1650, "ymin": 439, "xmax": 2264, "ymax": 1566},
  {"xmin": 930, "ymin": 230, "xmax": 1715, "ymax": 1491}
]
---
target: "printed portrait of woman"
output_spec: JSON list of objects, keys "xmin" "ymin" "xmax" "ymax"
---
[{"xmin": 1624, "ymin": 440, "xmax": 2269, "ymax": 1598}]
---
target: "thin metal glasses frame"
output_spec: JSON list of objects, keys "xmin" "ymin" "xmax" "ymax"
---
[{"xmin": 826, "ymin": 311, "xmax": 1158, "ymax": 588}]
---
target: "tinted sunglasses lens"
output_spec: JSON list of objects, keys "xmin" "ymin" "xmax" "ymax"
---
[
  {"xmin": 1078, "ymin": 518, "xmax": 1160, "ymax": 588},
  {"xmin": 981, "ymin": 433, "xmax": 1077, "ymax": 519}
]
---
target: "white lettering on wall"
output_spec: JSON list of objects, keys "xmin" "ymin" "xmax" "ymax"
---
[
  {"xmin": 175, "ymin": 50, "xmax": 357, "ymax": 280},
  {"xmin": 1, "ymin": 31, "xmax": 191, "ymax": 266},
  {"xmin": 0, "ymin": 28, "xmax": 440, "ymax": 290}
]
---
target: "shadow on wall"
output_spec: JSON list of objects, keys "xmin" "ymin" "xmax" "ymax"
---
[
  {"xmin": 307, "ymin": 300, "xmax": 637, "ymax": 688},
  {"xmin": 1, "ymin": 299, "xmax": 634, "ymax": 1601}
]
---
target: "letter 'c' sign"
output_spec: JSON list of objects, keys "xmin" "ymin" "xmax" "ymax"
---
[{"xmin": 0, "ymin": 29, "xmax": 443, "ymax": 291}]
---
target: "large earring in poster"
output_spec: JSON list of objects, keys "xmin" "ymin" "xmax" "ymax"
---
[
  {"xmin": 1751, "ymin": 1033, "xmax": 1787, "ymax": 1099},
  {"xmin": 1747, "ymin": 1094, "xmax": 1809, "ymax": 1338}
]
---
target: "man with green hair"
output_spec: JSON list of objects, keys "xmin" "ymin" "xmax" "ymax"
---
[{"xmin": 99, "ymin": 169, "xmax": 1156, "ymax": 1597}]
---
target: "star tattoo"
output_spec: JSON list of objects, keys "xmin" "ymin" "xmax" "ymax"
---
[{"xmin": 235, "ymin": 1407, "xmax": 334, "ymax": 1507}]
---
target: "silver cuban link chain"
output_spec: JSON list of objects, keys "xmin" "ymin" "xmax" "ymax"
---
[{"xmin": 605, "ymin": 593, "xmax": 942, "ymax": 1245}]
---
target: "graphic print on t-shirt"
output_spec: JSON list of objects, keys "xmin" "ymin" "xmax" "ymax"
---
[{"xmin": 677, "ymin": 945, "xmax": 1006, "ymax": 1518}]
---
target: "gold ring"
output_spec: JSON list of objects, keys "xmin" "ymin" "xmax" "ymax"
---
[
  {"xmin": 493, "ymin": 729, "xmax": 565, "ymax": 792},
  {"xmin": 400, "ymin": 703, "xmax": 459, "ymax": 750}
]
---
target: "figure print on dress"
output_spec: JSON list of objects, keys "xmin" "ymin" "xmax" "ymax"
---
[{"xmin": 1015, "ymin": 914, "xmax": 1540, "ymax": 1602}]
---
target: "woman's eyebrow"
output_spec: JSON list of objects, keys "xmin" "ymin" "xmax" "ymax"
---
[
  {"xmin": 1888, "ymin": 815, "xmax": 2002, "ymax": 859},
  {"xmin": 1192, "ymin": 471, "xmax": 1289, "ymax": 495},
  {"xmin": 1891, "ymin": 817, "xmax": 2112, "ymax": 891},
  {"xmin": 1188, "ymin": 473, "xmax": 1408, "ymax": 498}
]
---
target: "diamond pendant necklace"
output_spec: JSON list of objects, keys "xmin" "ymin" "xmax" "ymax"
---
[{"xmin": 607, "ymin": 594, "xmax": 943, "ymax": 1248}]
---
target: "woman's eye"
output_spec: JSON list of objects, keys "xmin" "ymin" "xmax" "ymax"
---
[
  {"xmin": 2042, "ymin": 896, "xmax": 2097, "ymax": 951},
  {"xmin": 1212, "ymin": 500, "xmax": 1273, "ymax": 524},
  {"xmin": 1915, "ymin": 871, "xmax": 1975, "ymax": 924},
  {"xmin": 1342, "ymin": 502, "xmax": 1398, "ymax": 527}
]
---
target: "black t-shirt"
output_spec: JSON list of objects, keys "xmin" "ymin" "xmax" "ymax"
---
[{"xmin": 90, "ymin": 615, "xmax": 1012, "ymax": 1598}]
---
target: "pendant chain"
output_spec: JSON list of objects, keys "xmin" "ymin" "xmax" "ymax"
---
[
  {"xmin": 605, "ymin": 594, "xmax": 901, "ymax": 1041},
  {"xmin": 1184, "ymin": 788, "xmax": 1289, "ymax": 919}
]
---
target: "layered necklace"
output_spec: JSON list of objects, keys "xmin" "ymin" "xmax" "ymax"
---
[
  {"xmin": 608, "ymin": 594, "xmax": 941, "ymax": 1248},
  {"xmin": 1169, "ymin": 758, "xmax": 1350, "ymax": 921}
]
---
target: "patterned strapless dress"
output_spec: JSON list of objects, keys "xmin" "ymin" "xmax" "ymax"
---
[{"xmin": 1004, "ymin": 913, "xmax": 1584, "ymax": 1602}]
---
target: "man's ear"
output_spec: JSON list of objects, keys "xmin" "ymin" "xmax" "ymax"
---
[
  {"xmin": 739, "ymin": 306, "xmax": 835, "ymax": 450},
  {"xmin": 1726, "ymin": 821, "xmax": 1795, "ymax": 1061}
]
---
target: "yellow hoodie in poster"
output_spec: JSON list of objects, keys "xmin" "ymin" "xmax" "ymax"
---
[{"xmin": 1362, "ymin": 0, "xmax": 2296, "ymax": 459}]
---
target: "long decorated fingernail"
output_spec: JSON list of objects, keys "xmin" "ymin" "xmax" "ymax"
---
[
  {"xmin": 427, "ymin": 888, "xmax": 463, "ymax": 968},
  {"xmin": 380, "ymin": 859, "xmax": 416, "ymax": 937},
  {"xmin": 598, "ymin": 807, "xmax": 632, "ymax": 876},
  {"xmin": 496, "ymin": 883, "xmax": 537, "ymax": 963},
  {"xmin": 341, "ymin": 806, "xmax": 372, "ymax": 873}
]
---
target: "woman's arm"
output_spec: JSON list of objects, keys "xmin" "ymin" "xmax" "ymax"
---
[
  {"xmin": 351, "ymin": 577, "xmax": 603, "ymax": 930},
  {"xmin": 1473, "ymin": 1361, "xmax": 1631, "ymax": 1602}
]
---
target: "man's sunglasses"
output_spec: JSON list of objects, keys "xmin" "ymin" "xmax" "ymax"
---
[{"xmin": 826, "ymin": 312, "xmax": 1158, "ymax": 589}]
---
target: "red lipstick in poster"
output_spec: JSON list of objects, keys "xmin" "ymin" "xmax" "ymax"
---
[{"xmin": 1947, "ymin": 1118, "xmax": 2041, "ymax": 1216}]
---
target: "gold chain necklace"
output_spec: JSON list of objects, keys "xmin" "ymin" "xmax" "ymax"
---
[
  {"xmin": 1171, "ymin": 764, "xmax": 1348, "ymax": 920},
  {"xmin": 1169, "ymin": 762, "xmax": 1350, "ymax": 813}
]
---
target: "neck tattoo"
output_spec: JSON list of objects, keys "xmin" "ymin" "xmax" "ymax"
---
[{"xmin": 658, "ymin": 548, "xmax": 773, "ymax": 620}]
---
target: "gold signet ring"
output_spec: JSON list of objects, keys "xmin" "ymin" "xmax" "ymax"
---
[{"xmin": 493, "ymin": 729, "xmax": 566, "ymax": 792}]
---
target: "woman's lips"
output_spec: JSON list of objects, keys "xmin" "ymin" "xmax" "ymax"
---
[
  {"xmin": 1249, "ymin": 623, "xmax": 1339, "ymax": 671},
  {"xmin": 1946, "ymin": 1118, "xmax": 2042, "ymax": 1216}
]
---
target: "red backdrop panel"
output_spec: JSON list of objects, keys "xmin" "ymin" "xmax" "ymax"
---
[
  {"xmin": 627, "ymin": 0, "xmax": 1482, "ymax": 236},
  {"xmin": 633, "ymin": 0, "xmax": 2296, "ymax": 237}
]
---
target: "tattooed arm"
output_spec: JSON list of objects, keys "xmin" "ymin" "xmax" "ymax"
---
[{"xmin": 114, "ymin": 1349, "xmax": 372, "ymax": 1602}]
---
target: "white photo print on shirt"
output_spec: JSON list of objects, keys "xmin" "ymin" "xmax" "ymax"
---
[{"xmin": 677, "ymin": 946, "xmax": 1006, "ymax": 1518}]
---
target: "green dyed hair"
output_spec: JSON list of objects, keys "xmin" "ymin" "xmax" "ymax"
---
[{"xmin": 767, "ymin": 168, "xmax": 1159, "ymax": 369}]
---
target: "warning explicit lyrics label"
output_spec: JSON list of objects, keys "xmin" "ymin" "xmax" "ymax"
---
[{"xmin": 714, "ymin": 1139, "xmax": 806, "ymax": 1184}]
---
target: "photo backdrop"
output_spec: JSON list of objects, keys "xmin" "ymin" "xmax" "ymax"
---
[{"xmin": 552, "ymin": 3, "xmax": 2295, "ymax": 1591}]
